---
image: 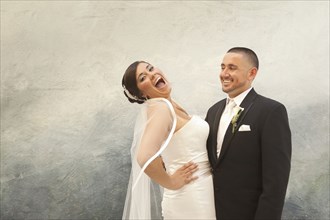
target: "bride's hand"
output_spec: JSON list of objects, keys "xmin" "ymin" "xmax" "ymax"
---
[{"xmin": 169, "ymin": 162, "xmax": 198, "ymax": 190}]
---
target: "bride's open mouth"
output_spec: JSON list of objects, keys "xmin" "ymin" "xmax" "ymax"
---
[{"xmin": 155, "ymin": 77, "xmax": 166, "ymax": 88}]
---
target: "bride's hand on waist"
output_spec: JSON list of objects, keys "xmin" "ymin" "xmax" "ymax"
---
[{"xmin": 169, "ymin": 162, "xmax": 199, "ymax": 190}]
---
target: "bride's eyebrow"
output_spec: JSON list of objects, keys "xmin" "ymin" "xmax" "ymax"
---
[
  {"xmin": 137, "ymin": 72, "xmax": 144, "ymax": 79},
  {"xmin": 137, "ymin": 64, "xmax": 151, "ymax": 79}
]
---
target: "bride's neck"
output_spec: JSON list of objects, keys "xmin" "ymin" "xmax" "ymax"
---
[{"xmin": 171, "ymin": 100, "xmax": 189, "ymax": 117}]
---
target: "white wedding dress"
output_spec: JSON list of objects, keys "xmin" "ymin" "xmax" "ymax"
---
[
  {"xmin": 122, "ymin": 98, "xmax": 216, "ymax": 220},
  {"xmin": 161, "ymin": 115, "xmax": 216, "ymax": 219}
]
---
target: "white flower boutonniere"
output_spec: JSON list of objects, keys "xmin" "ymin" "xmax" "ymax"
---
[{"xmin": 231, "ymin": 106, "xmax": 244, "ymax": 133}]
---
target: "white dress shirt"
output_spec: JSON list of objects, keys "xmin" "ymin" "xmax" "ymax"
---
[{"xmin": 216, "ymin": 87, "xmax": 253, "ymax": 157}]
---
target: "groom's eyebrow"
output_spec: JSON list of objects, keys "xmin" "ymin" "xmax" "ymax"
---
[{"xmin": 224, "ymin": 64, "xmax": 238, "ymax": 69}]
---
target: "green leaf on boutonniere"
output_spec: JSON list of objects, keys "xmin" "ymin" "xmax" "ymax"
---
[{"xmin": 231, "ymin": 106, "xmax": 244, "ymax": 133}]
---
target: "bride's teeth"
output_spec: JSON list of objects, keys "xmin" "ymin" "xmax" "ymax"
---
[{"xmin": 155, "ymin": 77, "xmax": 166, "ymax": 88}]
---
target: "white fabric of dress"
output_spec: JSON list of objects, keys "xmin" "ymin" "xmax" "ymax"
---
[
  {"xmin": 122, "ymin": 98, "xmax": 216, "ymax": 220},
  {"xmin": 161, "ymin": 115, "xmax": 216, "ymax": 220}
]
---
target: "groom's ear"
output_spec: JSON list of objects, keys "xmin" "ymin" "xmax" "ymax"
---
[{"xmin": 248, "ymin": 67, "xmax": 258, "ymax": 81}]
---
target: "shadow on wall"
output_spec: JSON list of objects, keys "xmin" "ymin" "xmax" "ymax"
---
[
  {"xmin": 1, "ymin": 103, "xmax": 134, "ymax": 220},
  {"xmin": 282, "ymin": 101, "xmax": 329, "ymax": 220},
  {"xmin": 3, "ymin": 101, "xmax": 328, "ymax": 220}
]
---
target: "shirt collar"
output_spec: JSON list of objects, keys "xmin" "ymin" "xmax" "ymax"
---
[{"xmin": 227, "ymin": 87, "xmax": 253, "ymax": 106}]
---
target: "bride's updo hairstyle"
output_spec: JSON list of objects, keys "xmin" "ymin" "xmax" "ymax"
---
[{"xmin": 122, "ymin": 61, "xmax": 148, "ymax": 104}]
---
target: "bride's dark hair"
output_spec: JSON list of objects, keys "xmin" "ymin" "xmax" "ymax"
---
[{"xmin": 122, "ymin": 61, "xmax": 148, "ymax": 104}]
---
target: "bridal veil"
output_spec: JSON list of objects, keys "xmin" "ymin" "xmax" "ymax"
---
[{"xmin": 122, "ymin": 98, "xmax": 176, "ymax": 219}]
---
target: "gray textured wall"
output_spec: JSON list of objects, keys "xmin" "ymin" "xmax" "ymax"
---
[{"xmin": 1, "ymin": 1, "xmax": 329, "ymax": 220}]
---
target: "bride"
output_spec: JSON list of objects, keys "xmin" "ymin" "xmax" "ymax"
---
[{"xmin": 121, "ymin": 61, "xmax": 216, "ymax": 219}]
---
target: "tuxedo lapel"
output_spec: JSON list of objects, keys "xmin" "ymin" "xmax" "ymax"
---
[
  {"xmin": 216, "ymin": 89, "xmax": 258, "ymax": 165},
  {"xmin": 209, "ymin": 100, "xmax": 226, "ymax": 166},
  {"xmin": 217, "ymin": 122, "xmax": 235, "ymax": 164}
]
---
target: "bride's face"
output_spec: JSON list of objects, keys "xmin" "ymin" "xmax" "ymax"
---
[{"xmin": 136, "ymin": 62, "xmax": 172, "ymax": 99}]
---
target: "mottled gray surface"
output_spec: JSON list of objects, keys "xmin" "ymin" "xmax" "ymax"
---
[{"xmin": 1, "ymin": 1, "xmax": 329, "ymax": 220}]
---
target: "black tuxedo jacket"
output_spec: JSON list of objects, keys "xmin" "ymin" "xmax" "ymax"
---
[{"xmin": 205, "ymin": 89, "xmax": 291, "ymax": 220}]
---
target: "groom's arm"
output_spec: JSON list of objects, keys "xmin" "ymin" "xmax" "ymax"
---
[{"xmin": 255, "ymin": 103, "xmax": 292, "ymax": 220}]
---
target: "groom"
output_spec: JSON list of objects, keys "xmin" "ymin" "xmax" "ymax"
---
[{"xmin": 205, "ymin": 47, "xmax": 291, "ymax": 220}]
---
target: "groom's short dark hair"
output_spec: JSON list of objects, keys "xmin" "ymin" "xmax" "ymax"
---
[{"xmin": 227, "ymin": 47, "xmax": 259, "ymax": 69}]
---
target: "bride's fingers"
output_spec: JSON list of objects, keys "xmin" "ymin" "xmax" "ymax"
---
[
  {"xmin": 182, "ymin": 162, "xmax": 195, "ymax": 169},
  {"xmin": 182, "ymin": 162, "xmax": 198, "ymax": 172},
  {"xmin": 190, "ymin": 176, "xmax": 198, "ymax": 181},
  {"xmin": 185, "ymin": 175, "xmax": 198, "ymax": 183},
  {"xmin": 189, "ymin": 166, "xmax": 198, "ymax": 174},
  {"xmin": 184, "ymin": 168, "xmax": 198, "ymax": 179},
  {"xmin": 183, "ymin": 165, "xmax": 198, "ymax": 175}
]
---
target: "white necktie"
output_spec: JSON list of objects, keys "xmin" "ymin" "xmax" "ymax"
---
[{"xmin": 217, "ymin": 99, "xmax": 236, "ymax": 157}]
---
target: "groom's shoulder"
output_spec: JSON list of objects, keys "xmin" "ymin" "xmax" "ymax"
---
[
  {"xmin": 256, "ymin": 93, "xmax": 284, "ymax": 106},
  {"xmin": 208, "ymin": 99, "xmax": 226, "ymax": 111}
]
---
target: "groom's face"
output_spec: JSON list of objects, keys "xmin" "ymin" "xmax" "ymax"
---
[{"xmin": 220, "ymin": 52, "xmax": 256, "ymax": 98}]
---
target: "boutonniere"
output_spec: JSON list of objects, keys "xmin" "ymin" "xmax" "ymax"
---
[{"xmin": 231, "ymin": 106, "xmax": 244, "ymax": 133}]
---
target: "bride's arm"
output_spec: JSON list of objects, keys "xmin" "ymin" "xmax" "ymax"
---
[{"xmin": 137, "ymin": 99, "xmax": 198, "ymax": 190}]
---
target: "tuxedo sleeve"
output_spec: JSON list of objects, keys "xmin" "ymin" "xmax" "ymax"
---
[{"xmin": 255, "ymin": 104, "xmax": 292, "ymax": 220}]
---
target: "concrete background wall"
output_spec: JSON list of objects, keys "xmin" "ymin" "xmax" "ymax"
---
[{"xmin": 1, "ymin": 1, "xmax": 329, "ymax": 219}]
